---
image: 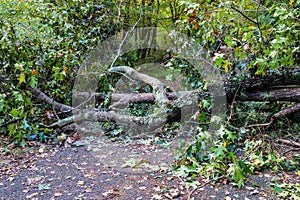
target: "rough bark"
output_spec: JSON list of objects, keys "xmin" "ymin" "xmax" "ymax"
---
[
  {"xmin": 272, "ymin": 103, "xmax": 300, "ymax": 121},
  {"xmin": 29, "ymin": 88, "xmax": 72, "ymax": 112},
  {"xmin": 237, "ymin": 87, "xmax": 300, "ymax": 102},
  {"xmin": 225, "ymin": 67, "xmax": 300, "ymax": 102},
  {"xmin": 109, "ymin": 66, "xmax": 169, "ymax": 106}
]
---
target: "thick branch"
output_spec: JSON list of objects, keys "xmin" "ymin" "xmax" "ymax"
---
[
  {"xmin": 237, "ymin": 88, "xmax": 300, "ymax": 102},
  {"xmin": 277, "ymin": 139, "xmax": 300, "ymax": 148},
  {"xmin": 74, "ymin": 91, "xmax": 197, "ymax": 104},
  {"xmin": 29, "ymin": 88, "xmax": 72, "ymax": 112},
  {"xmin": 272, "ymin": 103, "xmax": 300, "ymax": 121},
  {"xmin": 74, "ymin": 87, "xmax": 300, "ymax": 105},
  {"xmin": 225, "ymin": 67, "xmax": 300, "ymax": 102},
  {"xmin": 109, "ymin": 66, "xmax": 169, "ymax": 106},
  {"xmin": 48, "ymin": 92, "xmax": 200, "ymax": 131}
]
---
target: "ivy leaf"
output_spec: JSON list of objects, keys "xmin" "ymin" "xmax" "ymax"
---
[
  {"xmin": 296, "ymin": 72, "xmax": 300, "ymax": 79},
  {"xmin": 38, "ymin": 183, "xmax": 51, "ymax": 190},
  {"xmin": 23, "ymin": 119, "xmax": 31, "ymax": 131},
  {"xmin": 10, "ymin": 108, "xmax": 20, "ymax": 117},
  {"xmin": 28, "ymin": 75, "xmax": 38, "ymax": 88},
  {"xmin": 213, "ymin": 145, "xmax": 226, "ymax": 157},
  {"xmin": 274, "ymin": 7, "xmax": 287, "ymax": 17},
  {"xmin": 19, "ymin": 73, "xmax": 26, "ymax": 84}
]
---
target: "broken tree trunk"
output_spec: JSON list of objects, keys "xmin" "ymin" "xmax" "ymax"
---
[
  {"xmin": 225, "ymin": 67, "xmax": 300, "ymax": 102},
  {"xmin": 22, "ymin": 65, "xmax": 299, "ymax": 132}
]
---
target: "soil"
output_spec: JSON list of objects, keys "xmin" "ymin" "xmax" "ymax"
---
[{"xmin": 0, "ymin": 134, "xmax": 298, "ymax": 200}]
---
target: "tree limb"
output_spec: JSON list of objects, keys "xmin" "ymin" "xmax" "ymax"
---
[
  {"xmin": 272, "ymin": 103, "xmax": 300, "ymax": 121},
  {"xmin": 225, "ymin": 67, "xmax": 300, "ymax": 102},
  {"xmin": 277, "ymin": 138, "xmax": 300, "ymax": 148},
  {"xmin": 109, "ymin": 66, "xmax": 169, "ymax": 106},
  {"xmin": 110, "ymin": 12, "xmax": 142, "ymax": 68},
  {"xmin": 237, "ymin": 87, "xmax": 300, "ymax": 102},
  {"xmin": 29, "ymin": 88, "xmax": 72, "ymax": 112}
]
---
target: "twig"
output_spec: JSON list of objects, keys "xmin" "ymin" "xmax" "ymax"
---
[
  {"xmin": 230, "ymin": 5, "xmax": 257, "ymax": 25},
  {"xmin": 283, "ymin": 148, "xmax": 300, "ymax": 155},
  {"xmin": 110, "ymin": 11, "xmax": 142, "ymax": 68},
  {"xmin": 255, "ymin": 1, "xmax": 266, "ymax": 47},
  {"xmin": 117, "ymin": 0, "xmax": 123, "ymax": 24},
  {"xmin": 0, "ymin": 118, "xmax": 19, "ymax": 128},
  {"xmin": 230, "ymin": 4, "xmax": 265, "ymax": 47},
  {"xmin": 277, "ymin": 138, "xmax": 300, "ymax": 148},
  {"xmin": 247, "ymin": 103, "xmax": 300, "ymax": 128},
  {"xmin": 246, "ymin": 121, "xmax": 272, "ymax": 128},
  {"xmin": 272, "ymin": 103, "xmax": 300, "ymax": 121}
]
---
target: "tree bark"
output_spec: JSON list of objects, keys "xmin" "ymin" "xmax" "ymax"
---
[
  {"xmin": 225, "ymin": 67, "xmax": 300, "ymax": 102},
  {"xmin": 237, "ymin": 87, "xmax": 300, "ymax": 102}
]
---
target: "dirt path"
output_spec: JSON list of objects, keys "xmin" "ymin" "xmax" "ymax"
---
[{"xmin": 0, "ymin": 135, "xmax": 282, "ymax": 199}]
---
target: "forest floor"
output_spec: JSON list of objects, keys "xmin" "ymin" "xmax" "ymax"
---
[{"xmin": 0, "ymin": 134, "xmax": 298, "ymax": 200}]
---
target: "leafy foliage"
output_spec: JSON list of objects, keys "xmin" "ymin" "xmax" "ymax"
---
[
  {"xmin": 171, "ymin": 0, "xmax": 300, "ymax": 189},
  {"xmin": 177, "ymin": 0, "xmax": 299, "ymax": 75},
  {"xmin": 0, "ymin": 0, "xmax": 117, "ymax": 143}
]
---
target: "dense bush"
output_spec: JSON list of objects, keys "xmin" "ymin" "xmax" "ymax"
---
[{"xmin": 0, "ymin": 0, "xmax": 117, "ymax": 144}]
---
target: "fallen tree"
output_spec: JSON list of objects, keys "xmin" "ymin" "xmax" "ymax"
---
[{"xmin": 21, "ymin": 65, "xmax": 299, "ymax": 134}]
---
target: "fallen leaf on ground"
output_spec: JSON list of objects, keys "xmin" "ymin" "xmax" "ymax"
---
[
  {"xmin": 151, "ymin": 194, "xmax": 163, "ymax": 200},
  {"xmin": 26, "ymin": 192, "xmax": 39, "ymax": 199},
  {"xmin": 77, "ymin": 181, "xmax": 85, "ymax": 186},
  {"xmin": 54, "ymin": 192, "xmax": 62, "ymax": 197},
  {"xmin": 103, "ymin": 188, "xmax": 121, "ymax": 197}
]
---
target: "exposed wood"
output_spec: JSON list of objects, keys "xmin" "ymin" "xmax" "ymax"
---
[{"xmin": 109, "ymin": 66, "xmax": 169, "ymax": 106}]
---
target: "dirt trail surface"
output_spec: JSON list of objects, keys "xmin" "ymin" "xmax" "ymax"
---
[{"xmin": 0, "ymin": 134, "xmax": 284, "ymax": 200}]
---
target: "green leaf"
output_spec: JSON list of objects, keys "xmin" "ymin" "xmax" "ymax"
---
[
  {"xmin": 213, "ymin": 145, "xmax": 226, "ymax": 157},
  {"xmin": 273, "ymin": 185, "xmax": 284, "ymax": 192},
  {"xmin": 274, "ymin": 7, "xmax": 287, "ymax": 17},
  {"xmin": 224, "ymin": 36, "xmax": 237, "ymax": 47},
  {"xmin": 296, "ymin": 72, "xmax": 300, "ymax": 79},
  {"xmin": 271, "ymin": 37, "xmax": 288, "ymax": 44},
  {"xmin": 10, "ymin": 108, "xmax": 20, "ymax": 117},
  {"xmin": 38, "ymin": 183, "xmax": 51, "ymax": 190},
  {"xmin": 23, "ymin": 120, "xmax": 31, "ymax": 131},
  {"xmin": 28, "ymin": 75, "xmax": 38, "ymax": 88},
  {"xmin": 19, "ymin": 73, "xmax": 26, "ymax": 84}
]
